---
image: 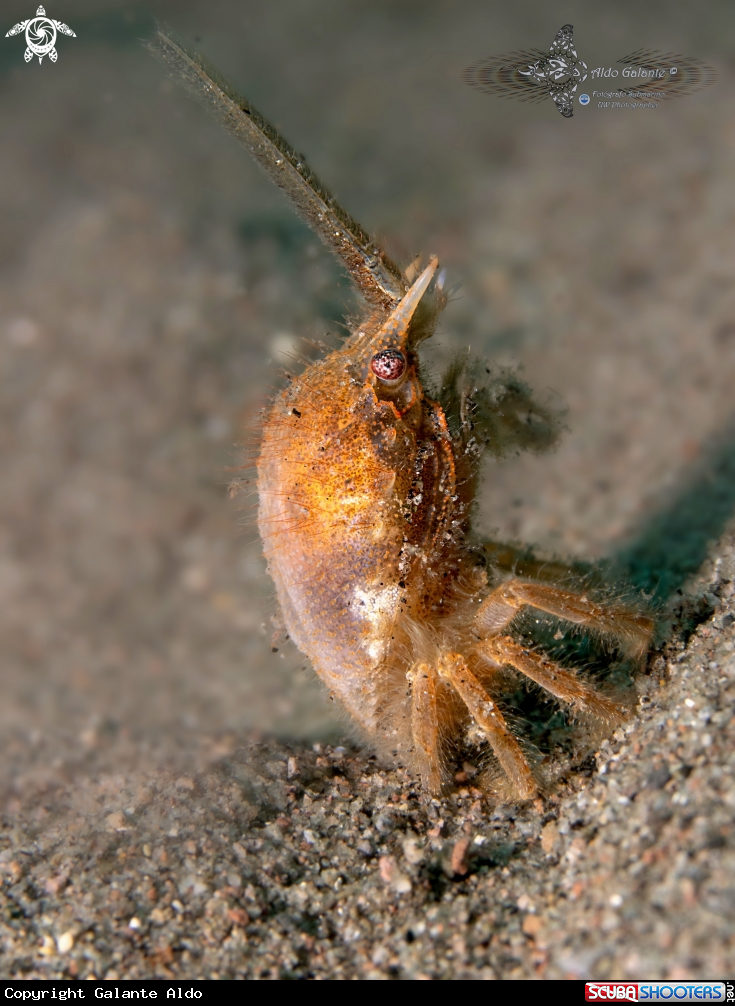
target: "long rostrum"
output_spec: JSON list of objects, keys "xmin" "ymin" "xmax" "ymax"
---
[{"xmin": 148, "ymin": 29, "xmax": 406, "ymax": 310}]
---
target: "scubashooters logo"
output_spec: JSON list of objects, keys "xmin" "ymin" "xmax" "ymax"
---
[
  {"xmin": 585, "ymin": 984, "xmax": 727, "ymax": 1002},
  {"xmin": 464, "ymin": 25, "xmax": 715, "ymax": 118}
]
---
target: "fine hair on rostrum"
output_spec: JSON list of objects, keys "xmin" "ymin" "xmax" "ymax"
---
[{"xmin": 149, "ymin": 28, "xmax": 655, "ymax": 804}]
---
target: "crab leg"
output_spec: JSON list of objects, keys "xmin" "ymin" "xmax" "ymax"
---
[
  {"xmin": 439, "ymin": 652, "xmax": 537, "ymax": 799},
  {"xmin": 474, "ymin": 578, "xmax": 654, "ymax": 657},
  {"xmin": 477, "ymin": 540, "xmax": 589, "ymax": 583},
  {"xmin": 410, "ymin": 663, "xmax": 443, "ymax": 796},
  {"xmin": 477, "ymin": 636, "xmax": 623, "ymax": 725}
]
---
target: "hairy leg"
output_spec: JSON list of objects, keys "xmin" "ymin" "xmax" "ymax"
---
[
  {"xmin": 439, "ymin": 652, "xmax": 537, "ymax": 800},
  {"xmin": 410, "ymin": 663, "xmax": 443, "ymax": 795},
  {"xmin": 477, "ymin": 540, "xmax": 590, "ymax": 583},
  {"xmin": 477, "ymin": 636, "xmax": 624, "ymax": 725},
  {"xmin": 474, "ymin": 578, "xmax": 654, "ymax": 657}
]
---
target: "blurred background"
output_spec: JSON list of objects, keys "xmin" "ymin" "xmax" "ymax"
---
[{"xmin": 1, "ymin": 0, "xmax": 735, "ymax": 797}]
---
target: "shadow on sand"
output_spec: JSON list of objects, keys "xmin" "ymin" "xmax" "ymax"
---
[{"xmin": 614, "ymin": 417, "xmax": 735, "ymax": 600}]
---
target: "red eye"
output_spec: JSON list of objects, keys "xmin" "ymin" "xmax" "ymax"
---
[{"xmin": 371, "ymin": 350, "xmax": 406, "ymax": 382}]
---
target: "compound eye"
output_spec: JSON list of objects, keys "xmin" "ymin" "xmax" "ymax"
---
[{"xmin": 370, "ymin": 350, "xmax": 406, "ymax": 383}]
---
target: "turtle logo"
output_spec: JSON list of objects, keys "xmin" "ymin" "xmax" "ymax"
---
[{"xmin": 5, "ymin": 5, "xmax": 76, "ymax": 64}]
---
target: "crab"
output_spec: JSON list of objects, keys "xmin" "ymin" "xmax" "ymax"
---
[{"xmin": 150, "ymin": 30, "xmax": 654, "ymax": 799}]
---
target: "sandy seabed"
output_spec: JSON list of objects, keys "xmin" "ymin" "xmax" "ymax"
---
[{"xmin": 1, "ymin": 0, "xmax": 735, "ymax": 979}]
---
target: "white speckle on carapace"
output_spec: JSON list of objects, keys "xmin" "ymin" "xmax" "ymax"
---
[
  {"xmin": 354, "ymin": 583, "xmax": 401, "ymax": 665},
  {"xmin": 354, "ymin": 584, "xmax": 400, "ymax": 622}
]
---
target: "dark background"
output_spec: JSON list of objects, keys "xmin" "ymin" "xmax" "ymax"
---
[{"xmin": 1, "ymin": 0, "xmax": 734, "ymax": 789}]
